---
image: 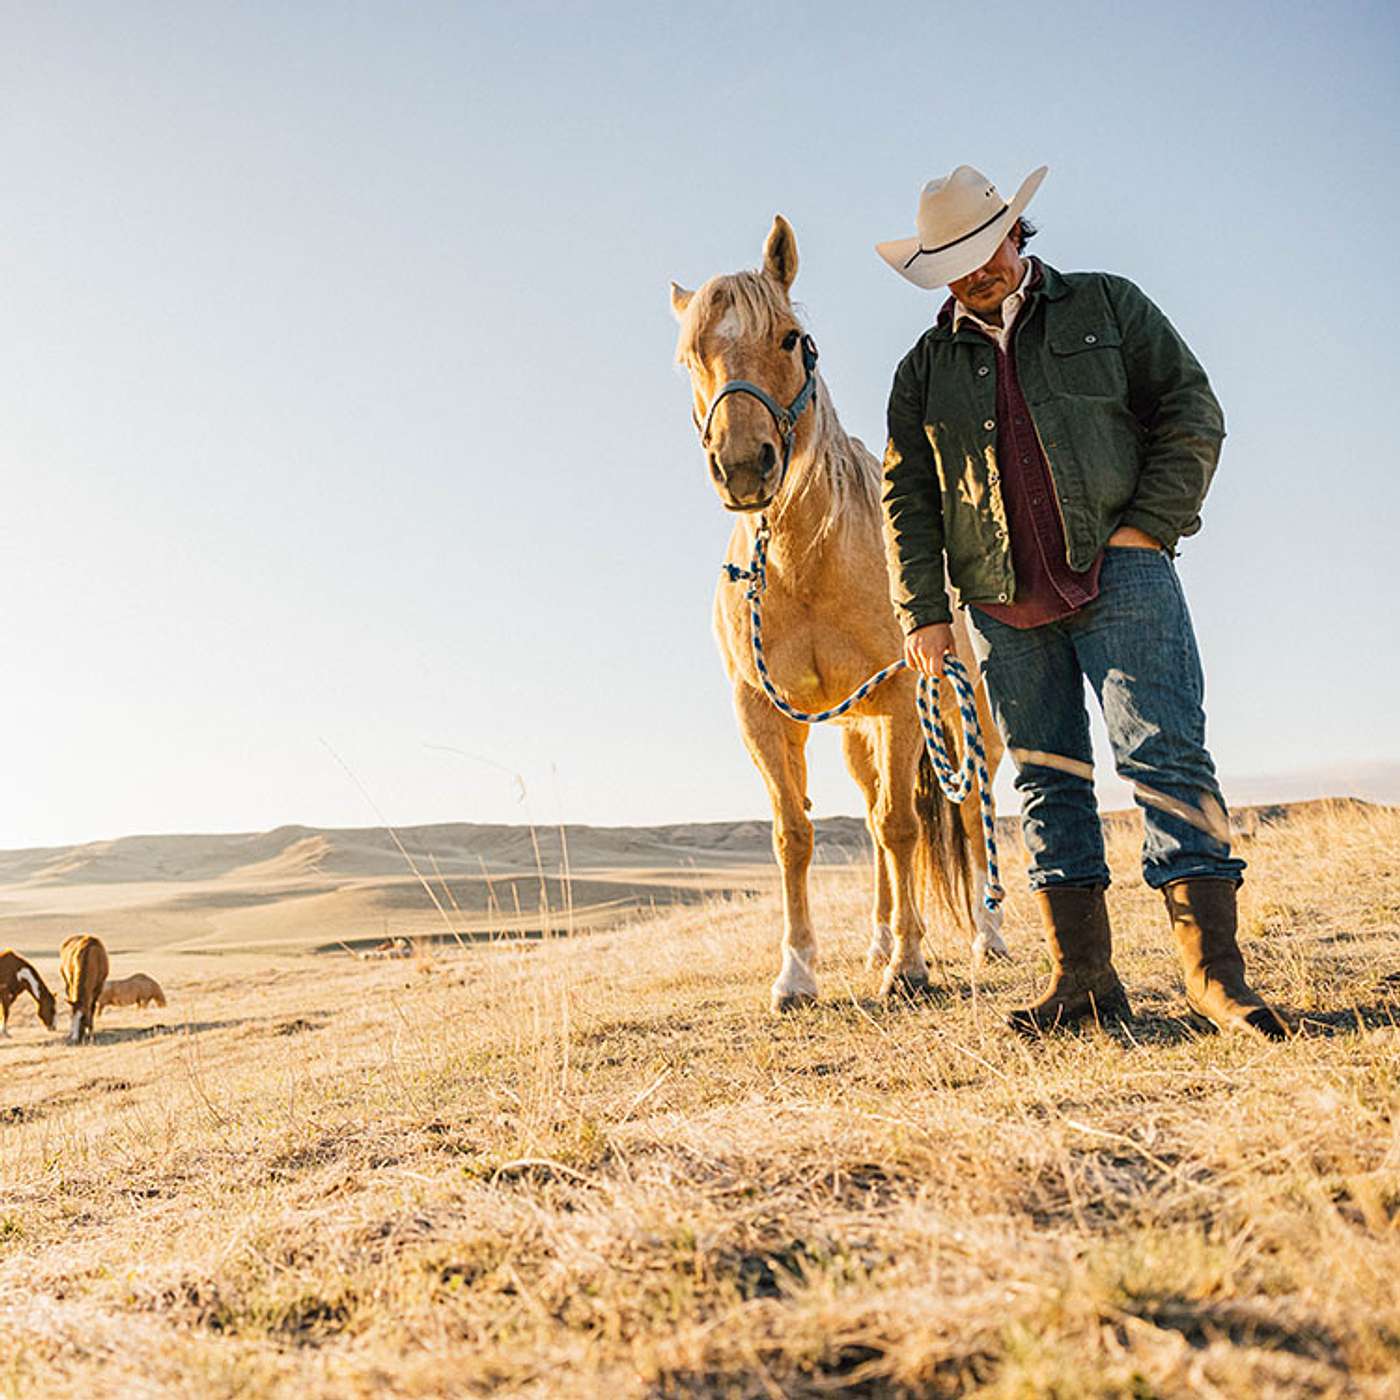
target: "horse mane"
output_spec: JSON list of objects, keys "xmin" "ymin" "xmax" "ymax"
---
[{"xmin": 676, "ymin": 271, "xmax": 881, "ymax": 545}]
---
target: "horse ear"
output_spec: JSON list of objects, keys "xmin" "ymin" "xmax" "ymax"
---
[
  {"xmin": 669, "ymin": 281, "xmax": 695, "ymax": 320},
  {"xmin": 763, "ymin": 215, "xmax": 798, "ymax": 290}
]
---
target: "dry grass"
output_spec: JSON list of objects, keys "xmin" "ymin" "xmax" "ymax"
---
[{"xmin": 1, "ymin": 802, "xmax": 1397, "ymax": 1398}]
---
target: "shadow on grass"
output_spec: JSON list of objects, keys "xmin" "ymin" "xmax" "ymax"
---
[
  {"xmin": 1295, "ymin": 1002, "xmax": 1399, "ymax": 1036},
  {"xmin": 91, "ymin": 1018, "xmax": 254, "ymax": 1046}
]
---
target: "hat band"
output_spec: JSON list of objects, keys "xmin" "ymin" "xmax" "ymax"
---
[{"xmin": 902, "ymin": 202, "xmax": 1010, "ymax": 269}]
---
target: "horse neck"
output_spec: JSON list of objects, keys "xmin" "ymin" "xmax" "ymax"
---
[{"xmin": 757, "ymin": 383, "xmax": 851, "ymax": 574}]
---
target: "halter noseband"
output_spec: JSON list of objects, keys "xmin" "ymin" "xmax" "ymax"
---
[{"xmin": 696, "ymin": 334, "xmax": 820, "ymax": 501}]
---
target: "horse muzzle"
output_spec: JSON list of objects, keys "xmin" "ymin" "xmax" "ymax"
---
[{"xmin": 710, "ymin": 442, "xmax": 780, "ymax": 511}]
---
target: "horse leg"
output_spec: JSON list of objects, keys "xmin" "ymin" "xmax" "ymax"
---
[
  {"xmin": 841, "ymin": 725, "xmax": 894, "ymax": 970},
  {"xmin": 948, "ymin": 610, "xmax": 1011, "ymax": 964},
  {"xmin": 1, "ymin": 992, "xmax": 10, "ymax": 1036},
  {"xmin": 936, "ymin": 666, "xmax": 1010, "ymax": 967},
  {"xmin": 959, "ymin": 787, "xmax": 1011, "ymax": 965},
  {"xmin": 735, "ymin": 686, "xmax": 819, "ymax": 1012},
  {"xmin": 874, "ymin": 714, "xmax": 931, "ymax": 997}
]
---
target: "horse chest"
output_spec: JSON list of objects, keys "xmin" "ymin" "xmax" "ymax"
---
[{"xmin": 724, "ymin": 586, "xmax": 878, "ymax": 710}]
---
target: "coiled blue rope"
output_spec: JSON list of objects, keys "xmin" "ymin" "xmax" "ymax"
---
[{"xmin": 724, "ymin": 518, "xmax": 1004, "ymax": 912}]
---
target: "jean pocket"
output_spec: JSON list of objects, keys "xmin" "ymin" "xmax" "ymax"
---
[{"xmin": 1105, "ymin": 544, "xmax": 1169, "ymax": 563}]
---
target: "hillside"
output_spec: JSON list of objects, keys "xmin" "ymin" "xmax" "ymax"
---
[
  {"xmin": 0, "ymin": 803, "xmax": 1378, "ymax": 961},
  {"xmin": 0, "ymin": 816, "xmax": 866, "ymax": 958}
]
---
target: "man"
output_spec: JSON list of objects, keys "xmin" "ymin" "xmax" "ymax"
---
[{"xmin": 875, "ymin": 163, "xmax": 1288, "ymax": 1041}]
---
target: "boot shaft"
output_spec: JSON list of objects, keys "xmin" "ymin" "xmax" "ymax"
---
[
  {"xmin": 1163, "ymin": 878, "xmax": 1246, "ymax": 994},
  {"xmin": 1034, "ymin": 885, "xmax": 1114, "ymax": 976}
]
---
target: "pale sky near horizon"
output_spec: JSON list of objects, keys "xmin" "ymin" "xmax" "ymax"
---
[{"xmin": 1, "ymin": 1, "xmax": 1397, "ymax": 851}]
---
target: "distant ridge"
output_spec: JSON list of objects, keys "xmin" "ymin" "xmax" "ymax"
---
[
  {"xmin": 0, "ymin": 799, "xmax": 1382, "ymax": 889},
  {"xmin": 0, "ymin": 815, "xmax": 872, "ymax": 889}
]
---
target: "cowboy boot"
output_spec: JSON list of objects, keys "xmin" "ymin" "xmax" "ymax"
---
[
  {"xmin": 1007, "ymin": 885, "xmax": 1132, "ymax": 1034},
  {"xmin": 1163, "ymin": 878, "xmax": 1290, "ymax": 1041}
]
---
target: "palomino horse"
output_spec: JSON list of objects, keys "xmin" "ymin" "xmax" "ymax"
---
[
  {"xmin": 0, "ymin": 950, "xmax": 57, "ymax": 1034},
  {"xmin": 59, "ymin": 934, "xmax": 109, "ymax": 1045},
  {"xmin": 670, "ymin": 216, "xmax": 1008, "ymax": 1012},
  {"xmin": 98, "ymin": 973, "xmax": 167, "ymax": 1010}
]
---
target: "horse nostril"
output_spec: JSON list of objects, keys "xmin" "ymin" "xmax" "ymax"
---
[
  {"xmin": 758, "ymin": 442, "xmax": 776, "ymax": 474},
  {"xmin": 708, "ymin": 453, "xmax": 724, "ymax": 483}
]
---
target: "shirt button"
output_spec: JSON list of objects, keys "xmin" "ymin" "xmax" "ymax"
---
[
  {"xmin": 1084, "ymin": 333, "xmax": 1098, "ymax": 344},
  {"xmin": 977, "ymin": 366, "xmax": 990, "ymax": 377},
  {"xmin": 988, "ymin": 470, "xmax": 1000, "ymax": 483},
  {"xmin": 984, "ymin": 419, "xmax": 995, "ymax": 430}
]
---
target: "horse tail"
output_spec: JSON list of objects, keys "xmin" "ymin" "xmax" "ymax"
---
[{"xmin": 913, "ymin": 742, "xmax": 973, "ymax": 930}]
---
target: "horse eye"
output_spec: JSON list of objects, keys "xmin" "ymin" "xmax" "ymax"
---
[{"xmin": 780, "ymin": 329, "xmax": 800, "ymax": 352}]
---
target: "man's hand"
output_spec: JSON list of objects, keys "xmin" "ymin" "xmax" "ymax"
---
[
  {"xmin": 1107, "ymin": 524, "xmax": 1163, "ymax": 550},
  {"xmin": 905, "ymin": 623, "xmax": 956, "ymax": 679}
]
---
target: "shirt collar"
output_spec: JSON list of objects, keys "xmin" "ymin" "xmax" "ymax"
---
[{"xmin": 952, "ymin": 255, "xmax": 1036, "ymax": 342}]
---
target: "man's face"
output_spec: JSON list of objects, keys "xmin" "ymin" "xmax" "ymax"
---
[{"xmin": 947, "ymin": 227, "xmax": 1025, "ymax": 317}]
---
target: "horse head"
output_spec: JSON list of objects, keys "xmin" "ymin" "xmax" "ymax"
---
[{"xmin": 671, "ymin": 215, "xmax": 819, "ymax": 513}]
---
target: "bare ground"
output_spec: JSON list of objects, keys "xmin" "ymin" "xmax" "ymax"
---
[{"xmin": 1, "ymin": 801, "xmax": 1397, "ymax": 1397}]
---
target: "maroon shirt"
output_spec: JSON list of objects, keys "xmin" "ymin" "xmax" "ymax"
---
[{"xmin": 948, "ymin": 264, "xmax": 1103, "ymax": 628}]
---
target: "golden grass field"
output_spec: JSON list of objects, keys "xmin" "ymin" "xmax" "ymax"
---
[{"xmin": 1, "ymin": 801, "xmax": 1397, "ymax": 1397}]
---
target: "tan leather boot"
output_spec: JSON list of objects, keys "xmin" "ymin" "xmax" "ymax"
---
[
  {"xmin": 1007, "ymin": 886, "xmax": 1131, "ymax": 1034},
  {"xmin": 1163, "ymin": 879, "xmax": 1290, "ymax": 1040}
]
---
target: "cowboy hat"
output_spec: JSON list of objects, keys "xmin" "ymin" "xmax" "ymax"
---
[{"xmin": 876, "ymin": 164, "xmax": 1048, "ymax": 289}]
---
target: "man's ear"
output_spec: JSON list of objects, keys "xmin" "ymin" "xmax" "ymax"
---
[
  {"xmin": 762, "ymin": 215, "xmax": 798, "ymax": 290},
  {"xmin": 669, "ymin": 281, "xmax": 695, "ymax": 320}
]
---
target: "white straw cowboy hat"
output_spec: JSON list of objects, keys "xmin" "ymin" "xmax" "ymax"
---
[{"xmin": 876, "ymin": 163, "xmax": 1048, "ymax": 289}]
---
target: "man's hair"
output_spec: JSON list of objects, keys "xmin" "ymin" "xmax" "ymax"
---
[{"xmin": 1014, "ymin": 218, "xmax": 1038, "ymax": 252}]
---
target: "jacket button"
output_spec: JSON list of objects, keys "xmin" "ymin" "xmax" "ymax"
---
[
  {"xmin": 977, "ymin": 366, "xmax": 990, "ymax": 377},
  {"xmin": 1084, "ymin": 333, "xmax": 1098, "ymax": 344},
  {"xmin": 983, "ymin": 419, "xmax": 995, "ymax": 430}
]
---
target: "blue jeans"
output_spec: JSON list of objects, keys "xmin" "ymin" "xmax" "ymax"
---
[{"xmin": 966, "ymin": 546, "xmax": 1245, "ymax": 892}]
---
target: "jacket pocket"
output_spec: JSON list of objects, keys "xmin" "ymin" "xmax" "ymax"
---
[{"xmin": 1048, "ymin": 325, "xmax": 1127, "ymax": 399}]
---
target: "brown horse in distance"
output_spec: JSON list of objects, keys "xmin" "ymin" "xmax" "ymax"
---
[
  {"xmin": 60, "ymin": 935, "xmax": 109, "ymax": 1045},
  {"xmin": 670, "ymin": 216, "xmax": 1008, "ymax": 1012},
  {"xmin": 98, "ymin": 973, "xmax": 167, "ymax": 1011},
  {"xmin": 0, "ymin": 951, "xmax": 57, "ymax": 1034}
]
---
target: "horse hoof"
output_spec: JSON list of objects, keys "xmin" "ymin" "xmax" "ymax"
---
[
  {"xmin": 864, "ymin": 924, "xmax": 894, "ymax": 971},
  {"xmin": 971, "ymin": 932, "xmax": 1013, "ymax": 969},
  {"xmin": 771, "ymin": 990, "xmax": 818, "ymax": 1015},
  {"xmin": 880, "ymin": 969, "xmax": 933, "ymax": 1001}
]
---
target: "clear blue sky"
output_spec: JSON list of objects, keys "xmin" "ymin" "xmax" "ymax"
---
[{"xmin": 1, "ymin": 1, "xmax": 1396, "ymax": 849}]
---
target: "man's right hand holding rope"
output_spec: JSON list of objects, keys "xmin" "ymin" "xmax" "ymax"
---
[{"xmin": 905, "ymin": 622, "xmax": 956, "ymax": 680}]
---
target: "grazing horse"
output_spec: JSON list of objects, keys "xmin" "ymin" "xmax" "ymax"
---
[
  {"xmin": 98, "ymin": 973, "xmax": 167, "ymax": 1011},
  {"xmin": 670, "ymin": 216, "xmax": 1007, "ymax": 1012},
  {"xmin": 59, "ymin": 934, "xmax": 109, "ymax": 1045},
  {"xmin": 0, "ymin": 951, "xmax": 57, "ymax": 1034}
]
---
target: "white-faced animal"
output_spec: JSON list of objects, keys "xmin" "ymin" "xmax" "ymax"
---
[{"xmin": 0, "ymin": 950, "xmax": 57, "ymax": 1034}]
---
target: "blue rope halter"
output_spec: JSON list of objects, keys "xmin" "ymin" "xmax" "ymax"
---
[{"xmin": 724, "ymin": 519, "xmax": 1005, "ymax": 913}]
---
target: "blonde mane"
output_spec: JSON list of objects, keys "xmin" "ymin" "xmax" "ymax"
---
[{"xmin": 676, "ymin": 271, "xmax": 880, "ymax": 544}]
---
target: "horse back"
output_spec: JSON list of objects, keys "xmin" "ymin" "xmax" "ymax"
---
[{"xmin": 60, "ymin": 935, "xmax": 109, "ymax": 1008}]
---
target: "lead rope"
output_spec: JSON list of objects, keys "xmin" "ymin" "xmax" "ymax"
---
[{"xmin": 723, "ymin": 517, "xmax": 1004, "ymax": 913}]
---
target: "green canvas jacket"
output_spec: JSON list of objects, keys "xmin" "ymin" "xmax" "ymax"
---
[{"xmin": 881, "ymin": 260, "xmax": 1226, "ymax": 631}]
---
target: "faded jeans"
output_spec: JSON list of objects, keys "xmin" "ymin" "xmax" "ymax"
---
[{"xmin": 965, "ymin": 546, "xmax": 1246, "ymax": 892}]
